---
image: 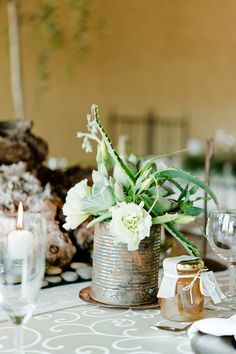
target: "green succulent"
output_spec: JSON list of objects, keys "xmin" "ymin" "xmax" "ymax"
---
[{"xmin": 77, "ymin": 104, "xmax": 218, "ymax": 257}]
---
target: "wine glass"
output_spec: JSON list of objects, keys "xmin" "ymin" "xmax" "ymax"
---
[
  {"xmin": 206, "ymin": 209, "xmax": 236, "ymax": 307},
  {"xmin": 0, "ymin": 211, "xmax": 46, "ymax": 354}
]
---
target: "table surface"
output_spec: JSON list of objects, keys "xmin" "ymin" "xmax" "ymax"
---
[{"xmin": 0, "ymin": 271, "xmax": 231, "ymax": 354}]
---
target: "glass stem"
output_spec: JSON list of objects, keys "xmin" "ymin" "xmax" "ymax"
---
[
  {"xmin": 14, "ymin": 324, "xmax": 24, "ymax": 354},
  {"xmin": 229, "ymin": 263, "xmax": 236, "ymax": 298}
]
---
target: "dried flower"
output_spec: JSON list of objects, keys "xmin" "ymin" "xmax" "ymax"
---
[{"xmin": 87, "ymin": 113, "xmax": 98, "ymax": 134}]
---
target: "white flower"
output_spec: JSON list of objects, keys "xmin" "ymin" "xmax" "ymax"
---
[
  {"xmin": 110, "ymin": 202, "xmax": 152, "ymax": 251},
  {"xmin": 63, "ymin": 179, "xmax": 92, "ymax": 230}
]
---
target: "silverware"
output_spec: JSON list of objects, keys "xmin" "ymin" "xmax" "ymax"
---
[{"xmin": 150, "ymin": 323, "xmax": 192, "ymax": 332}]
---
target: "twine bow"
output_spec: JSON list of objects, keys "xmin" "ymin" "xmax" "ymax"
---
[{"xmin": 182, "ymin": 269, "xmax": 208, "ymax": 304}]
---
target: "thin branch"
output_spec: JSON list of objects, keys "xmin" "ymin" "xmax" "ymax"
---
[{"xmin": 7, "ymin": 0, "xmax": 25, "ymax": 118}]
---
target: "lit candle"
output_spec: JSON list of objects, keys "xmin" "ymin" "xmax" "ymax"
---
[{"xmin": 8, "ymin": 202, "xmax": 33, "ymax": 260}]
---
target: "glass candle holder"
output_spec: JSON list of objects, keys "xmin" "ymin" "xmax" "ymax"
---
[{"xmin": 0, "ymin": 209, "xmax": 46, "ymax": 354}]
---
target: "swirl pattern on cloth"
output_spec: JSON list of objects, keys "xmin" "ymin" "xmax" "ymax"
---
[{"xmin": 0, "ymin": 270, "xmax": 229, "ymax": 354}]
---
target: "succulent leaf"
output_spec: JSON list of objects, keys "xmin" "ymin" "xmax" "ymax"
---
[
  {"xmin": 152, "ymin": 213, "xmax": 178, "ymax": 224},
  {"xmin": 164, "ymin": 222, "xmax": 201, "ymax": 257},
  {"xmin": 155, "ymin": 169, "xmax": 218, "ymax": 205},
  {"xmin": 92, "ymin": 105, "xmax": 136, "ymax": 185},
  {"xmin": 87, "ymin": 213, "xmax": 112, "ymax": 227}
]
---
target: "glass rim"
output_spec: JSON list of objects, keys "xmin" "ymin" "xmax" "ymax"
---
[{"xmin": 209, "ymin": 209, "xmax": 236, "ymax": 215}]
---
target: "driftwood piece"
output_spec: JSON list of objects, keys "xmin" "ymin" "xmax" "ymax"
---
[
  {"xmin": 36, "ymin": 165, "xmax": 93, "ymax": 200},
  {"xmin": 0, "ymin": 119, "xmax": 48, "ymax": 168},
  {"xmin": 0, "ymin": 119, "xmax": 31, "ymax": 137}
]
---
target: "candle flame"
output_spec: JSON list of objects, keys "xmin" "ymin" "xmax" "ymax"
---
[{"xmin": 16, "ymin": 202, "xmax": 24, "ymax": 230}]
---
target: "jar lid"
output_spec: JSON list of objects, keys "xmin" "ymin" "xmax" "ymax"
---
[{"xmin": 177, "ymin": 258, "xmax": 204, "ymax": 271}]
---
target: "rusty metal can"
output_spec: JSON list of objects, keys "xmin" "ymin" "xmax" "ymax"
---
[{"xmin": 91, "ymin": 222, "xmax": 161, "ymax": 306}]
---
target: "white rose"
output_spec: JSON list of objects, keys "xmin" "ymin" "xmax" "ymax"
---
[
  {"xmin": 110, "ymin": 202, "xmax": 152, "ymax": 251},
  {"xmin": 63, "ymin": 179, "xmax": 92, "ymax": 230}
]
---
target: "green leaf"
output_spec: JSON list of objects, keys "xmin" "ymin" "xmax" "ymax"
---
[
  {"xmin": 155, "ymin": 197, "xmax": 172, "ymax": 213},
  {"xmin": 136, "ymin": 177, "xmax": 153, "ymax": 194},
  {"xmin": 152, "ymin": 213, "xmax": 178, "ymax": 224},
  {"xmin": 165, "ymin": 178, "xmax": 184, "ymax": 192},
  {"xmin": 170, "ymin": 200, "xmax": 178, "ymax": 210},
  {"xmin": 100, "ymin": 140, "xmax": 114, "ymax": 170},
  {"xmin": 140, "ymin": 193, "xmax": 164, "ymax": 216},
  {"xmin": 101, "ymin": 185, "xmax": 115, "ymax": 206},
  {"xmin": 109, "ymin": 176, "xmax": 115, "ymax": 189},
  {"xmin": 127, "ymin": 187, "xmax": 135, "ymax": 201},
  {"xmin": 164, "ymin": 222, "xmax": 201, "ymax": 257},
  {"xmin": 192, "ymin": 196, "xmax": 211, "ymax": 202},
  {"xmin": 81, "ymin": 185, "xmax": 115, "ymax": 214},
  {"xmin": 135, "ymin": 158, "xmax": 154, "ymax": 178},
  {"xmin": 113, "ymin": 164, "xmax": 130, "ymax": 188},
  {"xmin": 96, "ymin": 162, "xmax": 109, "ymax": 179},
  {"xmin": 183, "ymin": 206, "xmax": 204, "ymax": 216},
  {"xmin": 173, "ymin": 214, "xmax": 195, "ymax": 224},
  {"xmin": 189, "ymin": 185, "xmax": 199, "ymax": 195},
  {"xmin": 162, "ymin": 185, "xmax": 175, "ymax": 196},
  {"xmin": 92, "ymin": 169, "xmax": 109, "ymax": 194},
  {"xmin": 81, "ymin": 196, "xmax": 108, "ymax": 213},
  {"xmin": 149, "ymin": 186, "xmax": 168, "ymax": 197},
  {"xmin": 135, "ymin": 168, "xmax": 152, "ymax": 186},
  {"xmin": 87, "ymin": 213, "xmax": 111, "ymax": 227},
  {"xmin": 178, "ymin": 184, "xmax": 189, "ymax": 202},
  {"xmin": 140, "ymin": 193, "xmax": 158, "ymax": 216},
  {"xmin": 155, "ymin": 169, "xmax": 218, "ymax": 206},
  {"xmin": 127, "ymin": 160, "xmax": 138, "ymax": 175},
  {"xmin": 114, "ymin": 181, "xmax": 126, "ymax": 202},
  {"xmin": 92, "ymin": 105, "xmax": 136, "ymax": 185}
]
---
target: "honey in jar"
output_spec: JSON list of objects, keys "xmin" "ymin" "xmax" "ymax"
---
[{"xmin": 160, "ymin": 258, "xmax": 205, "ymax": 322}]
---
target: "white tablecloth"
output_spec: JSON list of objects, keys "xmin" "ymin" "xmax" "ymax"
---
[
  {"xmin": 0, "ymin": 271, "xmax": 232, "ymax": 354},
  {"xmin": 0, "ymin": 304, "xmax": 193, "ymax": 354}
]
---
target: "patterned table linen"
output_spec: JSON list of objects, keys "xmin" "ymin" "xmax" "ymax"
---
[{"xmin": 0, "ymin": 270, "xmax": 231, "ymax": 354}]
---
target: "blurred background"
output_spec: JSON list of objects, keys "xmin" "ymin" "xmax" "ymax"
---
[{"xmin": 1, "ymin": 0, "xmax": 236, "ymax": 208}]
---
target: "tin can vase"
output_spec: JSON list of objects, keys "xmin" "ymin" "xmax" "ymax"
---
[{"xmin": 91, "ymin": 222, "xmax": 161, "ymax": 306}]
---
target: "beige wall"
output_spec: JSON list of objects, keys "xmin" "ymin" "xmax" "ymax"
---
[{"xmin": 1, "ymin": 0, "xmax": 236, "ymax": 165}]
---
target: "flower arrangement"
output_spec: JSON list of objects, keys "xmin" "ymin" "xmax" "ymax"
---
[{"xmin": 63, "ymin": 105, "xmax": 217, "ymax": 256}]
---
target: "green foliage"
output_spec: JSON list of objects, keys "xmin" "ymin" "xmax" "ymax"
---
[
  {"xmin": 164, "ymin": 222, "xmax": 201, "ymax": 257},
  {"xmin": 76, "ymin": 105, "xmax": 219, "ymax": 256},
  {"xmin": 34, "ymin": 0, "xmax": 92, "ymax": 93},
  {"xmin": 1, "ymin": 0, "xmax": 106, "ymax": 104},
  {"xmin": 92, "ymin": 105, "xmax": 136, "ymax": 186},
  {"xmin": 154, "ymin": 169, "xmax": 218, "ymax": 205},
  {"xmin": 82, "ymin": 168, "xmax": 115, "ymax": 214}
]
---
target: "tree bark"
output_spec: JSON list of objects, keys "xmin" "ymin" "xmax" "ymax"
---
[{"xmin": 7, "ymin": 0, "xmax": 25, "ymax": 119}]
